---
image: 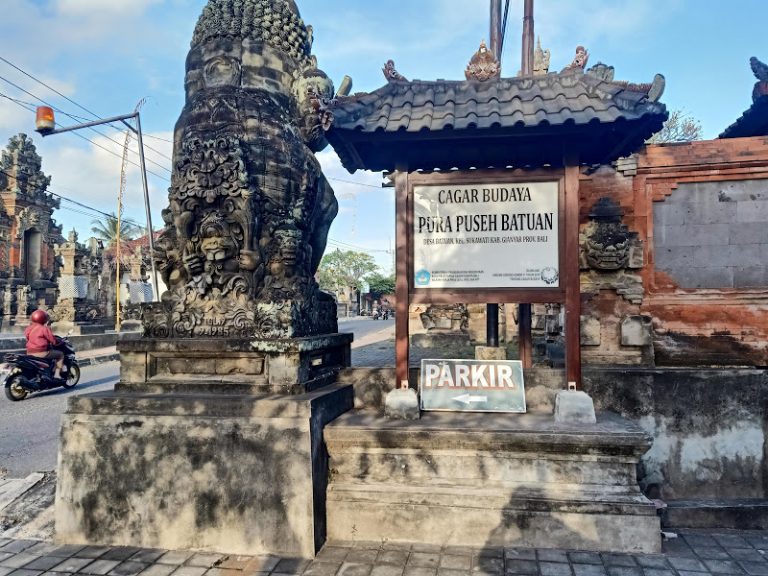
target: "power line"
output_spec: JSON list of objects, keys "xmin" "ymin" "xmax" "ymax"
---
[
  {"xmin": 0, "ymin": 55, "xmax": 173, "ymax": 162},
  {"xmin": 0, "ymin": 72, "xmax": 172, "ymax": 178}
]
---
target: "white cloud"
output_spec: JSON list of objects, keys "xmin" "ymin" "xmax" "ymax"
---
[{"xmin": 55, "ymin": 0, "xmax": 163, "ymax": 16}]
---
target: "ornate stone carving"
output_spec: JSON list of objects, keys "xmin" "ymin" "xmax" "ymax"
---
[
  {"xmin": 420, "ymin": 304, "xmax": 469, "ymax": 333},
  {"xmin": 145, "ymin": 0, "xmax": 340, "ymax": 339},
  {"xmin": 2, "ymin": 286, "xmax": 13, "ymax": 317},
  {"xmin": 750, "ymin": 57, "xmax": 768, "ymax": 101},
  {"xmin": 383, "ymin": 60, "xmax": 407, "ymax": 83},
  {"xmin": 533, "ymin": 38, "xmax": 550, "ymax": 76},
  {"xmin": 1, "ymin": 134, "xmax": 55, "ymax": 204},
  {"xmin": 564, "ymin": 45, "xmax": 589, "ymax": 71},
  {"xmin": 15, "ymin": 206, "xmax": 50, "ymax": 241},
  {"xmin": 465, "ymin": 40, "xmax": 500, "ymax": 82},
  {"xmin": 580, "ymin": 197, "xmax": 644, "ymax": 304}
]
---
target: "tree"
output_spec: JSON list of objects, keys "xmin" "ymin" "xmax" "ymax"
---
[
  {"xmin": 365, "ymin": 272, "xmax": 396, "ymax": 300},
  {"xmin": 90, "ymin": 214, "xmax": 143, "ymax": 246},
  {"xmin": 646, "ymin": 109, "xmax": 703, "ymax": 144},
  {"xmin": 317, "ymin": 249, "xmax": 379, "ymax": 295}
]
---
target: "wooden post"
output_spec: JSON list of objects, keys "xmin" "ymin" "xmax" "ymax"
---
[
  {"xmin": 490, "ymin": 0, "xmax": 502, "ymax": 58},
  {"xmin": 521, "ymin": 0, "xmax": 535, "ymax": 76},
  {"xmin": 518, "ymin": 303, "xmax": 532, "ymax": 368},
  {"xmin": 564, "ymin": 157, "xmax": 581, "ymax": 388},
  {"xmin": 395, "ymin": 168, "xmax": 410, "ymax": 389}
]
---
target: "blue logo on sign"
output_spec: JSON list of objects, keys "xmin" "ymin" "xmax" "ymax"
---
[{"xmin": 415, "ymin": 269, "xmax": 431, "ymax": 286}]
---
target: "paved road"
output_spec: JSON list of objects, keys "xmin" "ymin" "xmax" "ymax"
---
[
  {"xmin": 0, "ymin": 320, "xmax": 393, "ymax": 477},
  {"xmin": 0, "ymin": 362, "xmax": 120, "ymax": 477}
]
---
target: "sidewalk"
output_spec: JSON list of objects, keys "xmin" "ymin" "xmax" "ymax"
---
[{"xmin": 2, "ymin": 530, "xmax": 768, "ymax": 576}]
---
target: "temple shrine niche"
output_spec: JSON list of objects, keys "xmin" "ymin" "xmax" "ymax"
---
[{"xmin": 0, "ymin": 133, "xmax": 63, "ymax": 331}]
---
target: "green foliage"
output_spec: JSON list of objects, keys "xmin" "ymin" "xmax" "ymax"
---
[
  {"xmin": 365, "ymin": 272, "xmax": 396, "ymax": 299},
  {"xmin": 646, "ymin": 109, "xmax": 703, "ymax": 144},
  {"xmin": 90, "ymin": 214, "xmax": 143, "ymax": 245},
  {"xmin": 318, "ymin": 249, "xmax": 379, "ymax": 295}
]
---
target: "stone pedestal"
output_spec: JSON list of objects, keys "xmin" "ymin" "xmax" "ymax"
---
[
  {"xmin": 56, "ymin": 333, "xmax": 354, "ymax": 557},
  {"xmin": 325, "ymin": 411, "xmax": 660, "ymax": 553},
  {"xmin": 56, "ymin": 384, "xmax": 352, "ymax": 557}
]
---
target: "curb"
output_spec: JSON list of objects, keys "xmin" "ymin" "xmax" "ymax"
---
[{"xmin": 78, "ymin": 353, "xmax": 120, "ymax": 367}]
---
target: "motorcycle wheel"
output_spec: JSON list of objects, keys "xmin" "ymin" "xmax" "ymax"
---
[
  {"xmin": 62, "ymin": 363, "xmax": 81, "ymax": 388},
  {"xmin": 5, "ymin": 376, "xmax": 29, "ymax": 401}
]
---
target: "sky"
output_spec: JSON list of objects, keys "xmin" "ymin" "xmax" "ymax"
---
[{"xmin": 0, "ymin": 0, "xmax": 765, "ymax": 274}]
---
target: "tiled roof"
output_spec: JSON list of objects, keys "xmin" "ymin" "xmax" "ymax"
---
[
  {"xmin": 326, "ymin": 67, "xmax": 667, "ymax": 173},
  {"xmin": 719, "ymin": 95, "xmax": 768, "ymax": 139}
]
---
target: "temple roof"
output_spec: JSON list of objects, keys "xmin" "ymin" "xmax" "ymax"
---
[
  {"xmin": 325, "ymin": 65, "xmax": 668, "ymax": 173},
  {"xmin": 720, "ymin": 57, "xmax": 768, "ymax": 139}
]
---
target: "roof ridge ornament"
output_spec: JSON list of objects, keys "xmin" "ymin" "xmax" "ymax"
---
[
  {"xmin": 533, "ymin": 37, "xmax": 550, "ymax": 76},
  {"xmin": 750, "ymin": 57, "xmax": 768, "ymax": 102},
  {"xmin": 465, "ymin": 40, "xmax": 500, "ymax": 82},
  {"xmin": 383, "ymin": 60, "xmax": 408, "ymax": 83},
  {"xmin": 563, "ymin": 45, "xmax": 589, "ymax": 71}
]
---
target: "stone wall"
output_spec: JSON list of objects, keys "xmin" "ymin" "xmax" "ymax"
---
[{"xmin": 579, "ymin": 136, "xmax": 768, "ymax": 367}]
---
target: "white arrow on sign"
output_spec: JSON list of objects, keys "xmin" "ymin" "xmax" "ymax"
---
[{"xmin": 453, "ymin": 394, "xmax": 488, "ymax": 405}]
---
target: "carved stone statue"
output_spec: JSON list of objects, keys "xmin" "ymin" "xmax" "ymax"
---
[
  {"xmin": 564, "ymin": 45, "xmax": 589, "ymax": 71},
  {"xmin": 465, "ymin": 40, "xmax": 501, "ymax": 82},
  {"xmin": 533, "ymin": 37, "xmax": 550, "ymax": 76},
  {"xmin": 145, "ymin": 0, "xmax": 340, "ymax": 340}
]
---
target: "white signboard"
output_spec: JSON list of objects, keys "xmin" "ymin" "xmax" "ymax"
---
[{"xmin": 413, "ymin": 182, "xmax": 560, "ymax": 289}]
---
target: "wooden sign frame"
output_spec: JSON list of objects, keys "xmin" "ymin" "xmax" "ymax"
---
[{"xmin": 394, "ymin": 164, "xmax": 582, "ymax": 391}]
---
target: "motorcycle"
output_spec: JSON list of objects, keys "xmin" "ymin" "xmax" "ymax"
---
[{"xmin": 1, "ymin": 336, "xmax": 81, "ymax": 401}]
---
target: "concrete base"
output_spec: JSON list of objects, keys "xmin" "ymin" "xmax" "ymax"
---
[
  {"xmin": 384, "ymin": 388, "xmax": 420, "ymax": 420},
  {"xmin": 554, "ymin": 390, "xmax": 597, "ymax": 424},
  {"xmin": 325, "ymin": 411, "xmax": 660, "ymax": 553},
  {"xmin": 56, "ymin": 384, "xmax": 353, "ymax": 557},
  {"xmin": 475, "ymin": 346, "xmax": 507, "ymax": 360}
]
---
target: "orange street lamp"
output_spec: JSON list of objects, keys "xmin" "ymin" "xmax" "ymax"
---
[{"xmin": 34, "ymin": 106, "xmax": 160, "ymax": 308}]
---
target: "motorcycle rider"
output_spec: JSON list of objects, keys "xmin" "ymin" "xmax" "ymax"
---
[{"xmin": 24, "ymin": 309, "xmax": 64, "ymax": 380}]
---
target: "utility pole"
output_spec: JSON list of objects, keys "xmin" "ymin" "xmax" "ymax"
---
[{"xmin": 521, "ymin": 0, "xmax": 535, "ymax": 75}]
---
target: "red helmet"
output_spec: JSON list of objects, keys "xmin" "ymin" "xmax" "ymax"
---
[{"xmin": 30, "ymin": 309, "xmax": 49, "ymax": 325}]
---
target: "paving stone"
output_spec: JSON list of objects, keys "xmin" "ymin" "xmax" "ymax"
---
[
  {"xmin": 568, "ymin": 554, "xmax": 601, "ymax": 566},
  {"xmin": 6, "ymin": 569, "xmax": 42, "ymax": 576},
  {"xmin": 504, "ymin": 559, "xmax": 538, "ymax": 575},
  {"xmin": 440, "ymin": 556, "xmax": 471, "ymax": 571},
  {"xmin": 408, "ymin": 554, "xmax": 440, "ymax": 569},
  {"xmin": 23, "ymin": 543, "xmax": 60, "ymax": 556},
  {"xmin": 661, "ymin": 540, "xmax": 695, "ymax": 558},
  {"xmin": 683, "ymin": 535, "xmax": 719, "ymax": 548},
  {"xmin": 138, "ymin": 564, "xmax": 177, "ymax": 576},
  {"xmin": 714, "ymin": 536, "xmax": 752, "ymax": 549},
  {"xmin": 505, "ymin": 550, "xmax": 536, "ymax": 562},
  {"xmin": 22, "ymin": 556, "xmax": 70, "ymax": 572},
  {"xmin": 403, "ymin": 567, "xmax": 437, "ymax": 576},
  {"xmin": 477, "ymin": 551, "xmax": 504, "ymax": 560},
  {"xmin": 537, "ymin": 551, "xmax": 568, "ymax": 564},
  {"xmin": 157, "ymin": 552, "xmax": 194, "ymax": 566},
  {"xmin": 444, "ymin": 550, "xmax": 476, "ymax": 558},
  {"xmin": 667, "ymin": 557, "xmax": 708, "ymax": 572},
  {"xmin": 347, "ymin": 551, "xmax": 379, "ymax": 565},
  {"xmin": 0, "ymin": 555, "xmax": 39, "ymax": 570},
  {"xmin": 377, "ymin": 552, "xmax": 409, "ymax": 567},
  {"xmin": 273, "ymin": 559, "xmax": 312, "ymax": 575},
  {"xmin": 76, "ymin": 547, "xmax": 112, "ymax": 559},
  {"xmin": 641, "ymin": 570, "xmax": 675, "ymax": 576},
  {"xmin": 746, "ymin": 538, "xmax": 768, "ymax": 550},
  {"xmin": 80, "ymin": 559, "xmax": 122, "ymax": 575},
  {"xmin": 632, "ymin": 558, "xmax": 667, "ymax": 570},
  {"xmin": 204, "ymin": 568, "xmax": 241, "ymax": 576},
  {"xmin": 382, "ymin": 544, "xmax": 412, "ymax": 552},
  {"xmin": 51, "ymin": 557, "xmax": 94, "ymax": 573},
  {"xmin": 317, "ymin": 548, "xmax": 351, "ymax": 563},
  {"xmin": 540, "ymin": 562, "xmax": 573, "ymax": 576},
  {"xmin": 0, "ymin": 543, "xmax": 36, "ymax": 555},
  {"xmin": 109, "ymin": 561, "xmax": 149, "ymax": 576},
  {"xmin": 168, "ymin": 567, "xmax": 207, "ymax": 576},
  {"xmin": 102, "ymin": 549, "xmax": 144, "ymax": 562},
  {"xmin": 437, "ymin": 570, "xmax": 471, "ymax": 576},
  {"xmin": 353, "ymin": 543, "xmax": 384, "ymax": 551},
  {"xmin": 702, "ymin": 559, "xmax": 746, "ymax": 575},
  {"xmin": 680, "ymin": 572, "xmax": 710, "ymax": 576},
  {"xmin": 412, "ymin": 546, "xmax": 442, "ymax": 554},
  {"xmin": 47, "ymin": 545, "xmax": 87, "ymax": 558},
  {"xmin": 602, "ymin": 556, "xmax": 636, "ymax": 568},
  {"xmin": 130, "ymin": 550, "xmax": 168, "ymax": 564},
  {"xmin": 0, "ymin": 568, "xmax": 14, "ymax": 576},
  {"xmin": 370, "ymin": 565, "xmax": 405, "ymax": 576},
  {"xmin": 338, "ymin": 563, "xmax": 374, "ymax": 576},
  {"xmin": 695, "ymin": 549, "xmax": 732, "ymax": 561},
  {"xmin": 606, "ymin": 567, "xmax": 642, "ymax": 576},
  {"xmin": 740, "ymin": 563, "xmax": 768, "ymax": 576},
  {"xmin": 730, "ymin": 551, "xmax": 767, "ymax": 563},
  {"xmin": 473, "ymin": 557, "xmax": 503, "ymax": 574},
  {"xmin": 304, "ymin": 562, "xmax": 343, "ymax": 576},
  {"xmin": 0, "ymin": 555, "xmax": 12, "ymax": 565},
  {"xmin": 186, "ymin": 555, "xmax": 224, "ymax": 569},
  {"xmin": 573, "ymin": 566, "xmax": 607, "ymax": 576},
  {"xmin": 244, "ymin": 556, "xmax": 280, "ymax": 573}
]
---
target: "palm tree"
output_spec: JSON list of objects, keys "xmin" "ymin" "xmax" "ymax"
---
[{"xmin": 90, "ymin": 214, "xmax": 143, "ymax": 246}]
